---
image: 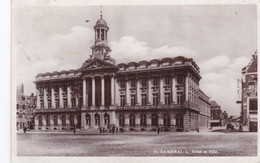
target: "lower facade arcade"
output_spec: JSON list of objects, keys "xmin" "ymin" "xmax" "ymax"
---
[{"xmin": 34, "ymin": 109, "xmax": 199, "ymax": 132}]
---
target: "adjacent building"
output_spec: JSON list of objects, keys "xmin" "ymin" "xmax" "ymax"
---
[
  {"xmin": 240, "ymin": 51, "xmax": 257, "ymax": 132},
  {"xmin": 16, "ymin": 84, "xmax": 36, "ymax": 130},
  {"xmin": 33, "ymin": 13, "xmax": 209, "ymax": 132},
  {"xmin": 209, "ymin": 101, "xmax": 222, "ymax": 127},
  {"xmin": 198, "ymin": 89, "xmax": 211, "ymax": 129}
]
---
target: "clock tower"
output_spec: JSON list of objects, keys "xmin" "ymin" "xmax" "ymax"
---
[{"xmin": 90, "ymin": 12, "xmax": 115, "ymax": 64}]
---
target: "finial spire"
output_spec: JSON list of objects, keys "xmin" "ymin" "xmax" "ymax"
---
[{"xmin": 100, "ymin": 5, "xmax": 103, "ymax": 18}]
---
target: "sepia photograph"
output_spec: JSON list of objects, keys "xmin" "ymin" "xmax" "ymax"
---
[{"xmin": 11, "ymin": 0, "xmax": 258, "ymax": 162}]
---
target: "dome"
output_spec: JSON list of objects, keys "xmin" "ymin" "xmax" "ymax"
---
[{"xmin": 94, "ymin": 17, "xmax": 109, "ymax": 29}]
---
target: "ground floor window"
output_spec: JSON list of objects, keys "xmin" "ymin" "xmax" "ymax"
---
[
  {"xmin": 39, "ymin": 116, "xmax": 42, "ymax": 126},
  {"xmin": 46, "ymin": 115, "xmax": 50, "ymax": 127},
  {"xmin": 62, "ymin": 115, "xmax": 66, "ymax": 126},
  {"xmin": 129, "ymin": 114, "xmax": 135, "ymax": 127},
  {"xmin": 119, "ymin": 114, "xmax": 125, "ymax": 126},
  {"xmin": 69, "ymin": 115, "xmax": 74, "ymax": 126},
  {"xmin": 140, "ymin": 114, "xmax": 146, "ymax": 126},
  {"xmin": 163, "ymin": 113, "xmax": 170, "ymax": 127},
  {"xmin": 54, "ymin": 115, "xmax": 58, "ymax": 126},
  {"xmin": 94, "ymin": 113, "xmax": 100, "ymax": 125},
  {"xmin": 151, "ymin": 113, "xmax": 158, "ymax": 126},
  {"xmin": 104, "ymin": 113, "xmax": 110, "ymax": 125},
  {"xmin": 176, "ymin": 113, "xmax": 183, "ymax": 127},
  {"xmin": 86, "ymin": 114, "xmax": 91, "ymax": 125}
]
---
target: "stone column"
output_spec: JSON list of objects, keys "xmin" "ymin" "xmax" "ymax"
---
[
  {"xmin": 160, "ymin": 77, "xmax": 164, "ymax": 105},
  {"xmin": 83, "ymin": 78, "xmax": 86, "ymax": 107},
  {"xmin": 148, "ymin": 78, "xmax": 153, "ymax": 105},
  {"xmin": 126, "ymin": 79, "xmax": 130, "ymax": 106},
  {"xmin": 43, "ymin": 87, "xmax": 48, "ymax": 109},
  {"xmin": 136, "ymin": 79, "xmax": 141, "ymax": 105},
  {"xmin": 172, "ymin": 76, "xmax": 176, "ymax": 103},
  {"xmin": 92, "ymin": 76, "xmax": 96, "ymax": 106},
  {"xmin": 185, "ymin": 74, "xmax": 189, "ymax": 102},
  {"xmin": 67, "ymin": 85, "xmax": 71, "ymax": 107},
  {"xmin": 111, "ymin": 75, "xmax": 115, "ymax": 105},
  {"xmin": 51, "ymin": 87, "xmax": 55, "ymax": 108},
  {"xmin": 59, "ymin": 86, "xmax": 64, "ymax": 108},
  {"xmin": 101, "ymin": 75, "xmax": 105, "ymax": 106},
  {"xmin": 115, "ymin": 79, "xmax": 120, "ymax": 106},
  {"xmin": 36, "ymin": 88, "xmax": 40, "ymax": 108}
]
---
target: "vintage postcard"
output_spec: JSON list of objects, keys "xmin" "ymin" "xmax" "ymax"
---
[{"xmin": 11, "ymin": 0, "xmax": 259, "ymax": 163}]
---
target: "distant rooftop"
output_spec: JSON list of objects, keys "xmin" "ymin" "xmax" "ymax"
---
[{"xmin": 209, "ymin": 101, "xmax": 220, "ymax": 107}]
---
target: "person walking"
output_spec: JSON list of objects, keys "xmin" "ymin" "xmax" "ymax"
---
[
  {"xmin": 157, "ymin": 126, "xmax": 160, "ymax": 135},
  {"xmin": 99, "ymin": 127, "xmax": 102, "ymax": 134},
  {"xmin": 23, "ymin": 126, "xmax": 26, "ymax": 133},
  {"xmin": 73, "ymin": 125, "xmax": 76, "ymax": 134}
]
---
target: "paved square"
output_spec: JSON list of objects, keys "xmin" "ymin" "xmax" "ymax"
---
[{"xmin": 17, "ymin": 131, "xmax": 257, "ymax": 156}]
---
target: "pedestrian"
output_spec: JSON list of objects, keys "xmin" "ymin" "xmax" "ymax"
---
[
  {"xmin": 99, "ymin": 127, "xmax": 102, "ymax": 134},
  {"xmin": 157, "ymin": 126, "xmax": 160, "ymax": 135},
  {"xmin": 23, "ymin": 127, "xmax": 26, "ymax": 133},
  {"xmin": 73, "ymin": 125, "xmax": 76, "ymax": 134},
  {"xmin": 112, "ymin": 126, "xmax": 115, "ymax": 134}
]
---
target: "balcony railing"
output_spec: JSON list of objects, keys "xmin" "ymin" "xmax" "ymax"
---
[
  {"xmin": 34, "ymin": 106, "xmax": 81, "ymax": 113},
  {"xmin": 115, "ymin": 102, "xmax": 195, "ymax": 110}
]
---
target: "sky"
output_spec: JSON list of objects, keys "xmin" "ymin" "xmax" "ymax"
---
[{"xmin": 12, "ymin": 4, "xmax": 257, "ymax": 116}]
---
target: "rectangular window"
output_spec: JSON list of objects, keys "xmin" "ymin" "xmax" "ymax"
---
[
  {"xmin": 40, "ymin": 100, "xmax": 44, "ymax": 109},
  {"xmin": 71, "ymin": 98, "xmax": 76, "ymax": 108},
  {"xmin": 62, "ymin": 85, "xmax": 67, "ymax": 93},
  {"xmin": 177, "ymin": 75, "xmax": 183, "ymax": 84},
  {"xmin": 48, "ymin": 99, "xmax": 51, "ymax": 109},
  {"xmin": 177, "ymin": 92, "xmax": 183, "ymax": 104},
  {"xmin": 120, "ymin": 80, "xmax": 125, "ymax": 89},
  {"xmin": 120, "ymin": 95, "xmax": 125, "ymax": 106},
  {"xmin": 141, "ymin": 78, "xmax": 147, "ymax": 87},
  {"xmin": 54, "ymin": 86, "xmax": 59, "ymax": 93},
  {"xmin": 63, "ymin": 98, "xmax": 67, "ymax": 108},
  {"xmin": 153, "ymin": 93, "xmax": 159, "ymax": 106},
  {"xmin": 130, "ymin": 79, "xmax": 136, "ymax": 88},
  {"xmin": 165, "ymin": 76, "xmax": 171, "ymax": 85},
  {"xmin": 55, "ymin": 99, "xmax": 59, "ymax": 108},
  {"xmin": 153, "ymin": 77, "xmax": 159, "ymax": 86},
  {"xmin": 141, "ymin": 94, "xmax": 147, "ymax": 106},
  {"xmin": 165, "ymin": 93, "xmax": 171, "ymax": 105},
  {"xmin": 39, "ymin": 88, "xmax": 44, "ymax": 95},
  {"xmin": 131, "ymin": 95, "xmax": 136, "ymax": 106}
]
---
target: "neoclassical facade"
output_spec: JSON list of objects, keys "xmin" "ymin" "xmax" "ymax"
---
[{"xmin": 34, "ymin": 14, "xmax": 207, "ymax": 132}]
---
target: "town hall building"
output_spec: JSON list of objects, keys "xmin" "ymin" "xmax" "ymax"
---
[{"xmin": 33, "ymin": 13, "xmax": 210, "ymax": 132}]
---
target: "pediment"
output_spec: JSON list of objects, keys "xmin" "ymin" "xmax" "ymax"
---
[{"xmin": 79, "ymin": 58, "xmax": 116, "ymax": 71}]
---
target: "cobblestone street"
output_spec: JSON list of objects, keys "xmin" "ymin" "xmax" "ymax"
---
[{"xmin": 17, "ymin": 130, "xmax": 257, "ymax": 156}]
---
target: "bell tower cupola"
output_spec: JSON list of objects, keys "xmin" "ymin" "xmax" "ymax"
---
[{"xmin": 90, "ymin": 9, "xmax": 115, "ymax": 64}]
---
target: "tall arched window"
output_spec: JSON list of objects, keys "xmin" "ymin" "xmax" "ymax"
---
[
  {"xmin": 176, "ymin": 113, "xmax": 183, "ymax": 128},
  {"xmin": 140, "ymin": 114, "xmax": 147, "ymax": 126},
  {"xmin": 62, "ymin": 115, "xmax": 66, "ymax": 126},
  {"xmin": 129, "ymin": 114, "xmax": 135, "ymax": 127},
  {"xmin": 163, "ymin": 113, "xmax": 171, "ymax": 127},
  {"xmin": 119, "ymin": 114, "xmax": 125, "ymax": 126},
  {"xmin": 86, "ymin": 114, "xmax": 91, "ymax": 126},
  {"xmin": 46, "ymin": 115, "xmax": 50, "ymax": 127},
  {"xmin": 151, "ymin": 113, "xmax": 158, "ymax": 126},
  {"xmin": 94, "ymin": 113, "xmax": 100, "ymax": 125},
  {"xmin": 39, "ymin": 116, "xmax": 42, "ymax": 126},
  {"xmin": 69, "ymin": 115, "xmax": 74, "ymax": 126},
  {"xmin": 104, "ymin": 113, "xmax": 110, "ymax": 125},
  {"xmin": 54, "ymin": 115, "xmax": 58, "ymax": 126}
]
